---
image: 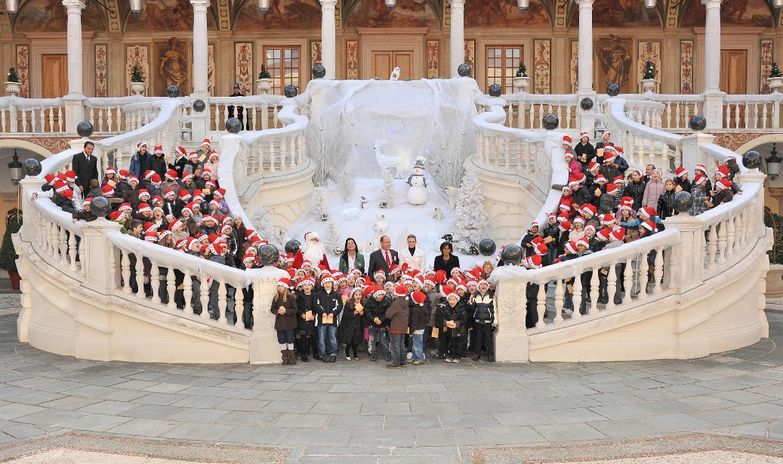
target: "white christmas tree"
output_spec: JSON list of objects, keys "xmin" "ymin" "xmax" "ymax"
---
[
  {"xmin": 312, "ymin": 187, "xmax": 329, "ymax": 220},
  {"xmin": 253, "ymin": 206, "xmax": 278, "ymax": 246},
  {"xmin": 326, "ymin": 221, "xmax": 341, "ymax": 256},
  {"xmin": 453, "ymin": 172, "xmax": 490, "ymax": 253},
  {"xmin": 380, "ymin": 169, "xmax": 395, "ymax": 208}
]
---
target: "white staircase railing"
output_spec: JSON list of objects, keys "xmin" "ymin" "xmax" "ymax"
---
[
  {"xmin": 208, "ymin": 95, "xmax": 286, "ymax": 132},
  {"xmin": 501, "ymin": 94, "xmax": 580, "ymax": 130},
  {"xmin": 0, "ymin": 96, "xmax": 66, "ymax": 134}
]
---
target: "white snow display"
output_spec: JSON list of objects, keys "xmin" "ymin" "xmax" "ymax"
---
[
  {"xmin": 380, "ymin": 169, "xmax": 395, "ymax": 208},
  {"xmin": 326, "ymin": 221, "xmax": 342, "ymax": 255},
  {"xmin": 373, "ymin": 139, "xmax": 406, "ymax": 179},
  {"xmin": 406, "ymin": 157, "xmax": 428, "ymax": 205},
  {"xmin": 312, "ymin": 187, "xmax": 329, "ymax": 221},
  {"xmin": 305, "ymin": 79, "xmax": 481, "ymax": 189},
  {"xmin": 452, "ymin": 172, "xmax": 490, "ymax": 254},
  {"xmin": 340, "ymin": 206, "xmax": 361, "ymax": 221},
  {"xmin": 253, "ymin": 205, "xmax": 278, "ymax": 246}
]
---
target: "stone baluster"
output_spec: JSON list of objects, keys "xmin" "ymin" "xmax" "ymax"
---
[
  {"xmin": 121, "ymin": 251, "xmax": 131, "ymax": 293},
  {"xmin": 589, "ymin": 269, "xmax": 599, "ymax": 314},
  {"xmin": 167, "ymin": 268, "xmax": 176, "ymax": 310},
  {"xmin": 553, "ymin": 279, "xmax": 564, "ymax": 324},
  {"xmin": 717, "ymin": 220, "xmax": 727, "ymax": 264},
  {"xmin": 68, "ymin": 233, "xmax": 78, "ymax": 271},
  {"xmin": 606, "ymin": 263, "xmax": 617, "ymax": 310},
  {"xmin": 183, "ymin": 271, "xmax": 193, "ymax": 314},
  {"xmin": 199, "ymin": 274, "xmax": 209, "ymax": 320},
  {"xmin": 707, "ymin": 225, "xmax": 718, "ymax": 269},
  {"xmin": 536, "ymin": 283, "xmax": 546, "ymax": 328},
  {"xmin": 572, "ymin": 275, "xmax": 582, "ymax": 319},
  {"xmin": 150, "ymin": 264, "xmax": 160, "ymax": 303},
  {"xmin": 726, "ymin": 216, "xmax": 736, "ymax": 258},
  {"xmin": 639, "ymin": 252, "xmax": 649, "ymax": 296},
  {"xmin": 218, "ymin": 280, "xmax": 227, "ymax": 324},
  {"xmin": 652, "ymin": 248, "xmax": 663, "ymax": 295},
  {"xmin": 134, "ymin": 253, "xmax": 144, "ymax": 297}
]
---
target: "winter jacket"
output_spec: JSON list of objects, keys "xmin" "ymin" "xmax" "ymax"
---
[
  {"xmin": 338, "ymin": 252, "xmax": 366, "ymax": 275},
  {"xmin": 270, "ymin": 292, "xmax": 298, "ymax": 331},
  {"xmin": 674, "ymin": 177, "xmax": 691, "ymax": 193},
  {"xmin": 314, "ymin": 288, "xmax": 342, "ymax": 326},
  {"xmin": 520, "ymin": 232, "xmax": 539, "ymax": 256},
  {"xmin": 339, "ymin": 299, "xmax": 365, "ymax": 344},
  {"xmin": 598, "ymin": 192, "xmax": 619, "ymax": 214},
  {"xmin": 364, "ymin": 295, "xmax": 392, "ymax": 328},
  {"xmin": 437, "ymin": 300, "xmax": 467, "ymax": 337},
  {"xmin": 573, "ymin": 186, "xmax": 594, "ymax": 207},
  {"xmin": 615, "ymin": 156, "xmax": 629, "ymax": 174},
  {"xmin": 567, "ymin": 159, "xmax": 582, "ymax": 180},
  {"xmin": 642, "ymin": 179, "xmax": 666, "ymax": 209},
  {"xmin": 599, "ymin": 164, "xmax": 620, "ymax": 183},
  {"xmin": 711, "ymin": 189, "xmax": 734, "ymax": 209},
  {"xmin": 385, "ymin": 296, "xmax": 410, "ymax": 334},
  {"xmin": 623, "ymin": 181, "xmax": 647, "ymax": 211},
  {"xmin": 129, "ymin": 151, "xmax": 149, "ymax": 179},
  {"xmin": 574, "ymin": 141, "xmax": 596, "ymax": 164},
  {"xmin": 147, "ymin": 154, "xmax": 167, "ymax": 178},
  {"xmin": 657, "ymin": 190, "xmax": 676, "ymax": 220},
  {"xmin": 295, "ymin": 291, "xmax": 316, "ymax": 333},
  {"xmin": 470, "ymin": 290, "xmax": 495, "ymax": 324},
  {"xmin": 408, "ymin": 294, "xmax": 432, "ymax": 331}
]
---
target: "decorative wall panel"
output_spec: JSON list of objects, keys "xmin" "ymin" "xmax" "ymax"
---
[
  {"xmin": 570, "ymin": 40, "xmax": 578, "ymax": 93},
  {"xmin": 761, "ymin": 39, "xmax": 773, "ymax": 94},
  {"xmin": 125, "ymin": 45, "xmax": 149, "ymax": 93},
  {"xmin": 680, "ymin": 40, "xmax": 693, "ymax": 94},
  {"xmin": 533, "ymin": 39, "xmax": 551, "ymax": 94},
  {"xmin": 311, "ymin": 40, "xmax": 322, "ymax": 68},
  {"xmin": 427, "ymin": 40, "xmax": 440, "ymax": 78},
  {"xmin": 637, "ymin": 40, "xmax": 661, "ymax": 92},
  {"xmin": 464, "ymin": 40, "xmax": 475, "ymax": 70},
  {"xmin": 234, "ymin": 42, "xmax": 253, "ymax": 96},
  {"xmin": 208, "ymin": 44, "xmax": 215, "ymax": 95},
  {"xmin": 346, "ymin": 40, "xmax": 359, "ymax": 79},
  {"xmin": 15, "ymin": 45, "xmax": 29, "ymax": 98},
  {"xmin": 95, "ymin": 44, "xmax": 108, "ymax": 97}
]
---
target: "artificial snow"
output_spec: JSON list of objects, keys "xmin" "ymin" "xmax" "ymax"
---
[{"xmin": 286, "ymin": 175, "xmax": 495, "ymax": 271}]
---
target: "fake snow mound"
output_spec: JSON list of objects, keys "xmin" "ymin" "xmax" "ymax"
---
[{"xmin": 287, "ymin": 176, "xmax": 489, "ymax": 271}]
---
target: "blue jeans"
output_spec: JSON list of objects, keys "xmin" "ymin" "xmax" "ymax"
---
[
  {"xmin": 368, "ymin": 326, "xmax": 389, "ymax": 359},
  {"xmin": 317, "ymin": 324, "xmax": 337, "ymax": 358},
  {"xmin": 411, "ymin": 330, "xmax": 425, "ymax": 361}
]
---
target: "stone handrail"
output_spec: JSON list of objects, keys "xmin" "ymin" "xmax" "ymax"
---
[
  {"xmin": 605, "ymin": 97, "xmax": 683, "ymax": 174},
  {"xmin": 501, "ymin": 93, "xmax": 581, "ymax": 130},
  {"xmin": 208, "ymin": 95, "xmax": 287, "ymax": 132},
  {"xmin": 39, "ymin": 98, "xmax": 185, "ymax": 176},
  {"xmin": 473, "ymin": 96, "xmax": 568, "ymax": 221},
  {"xmin": 0, "ymin": 96, "xmax": 66, "ymax": 133},
  {"xmin": 722, "ymin": 93, "xmax": 783, "ymax": 130},
  {"xmin": 84, "ymin": 96, "xmax": 173, "ymax": 134}
]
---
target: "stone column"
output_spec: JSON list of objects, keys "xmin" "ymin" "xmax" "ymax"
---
[
  {"xmin": 320, "ymin": 0, "xmax": 337, "ymax": 79},
  {"xmin": 680, "ymin": 132, "xmax": 715, "ymax": 179},
  {"xmin": 62, "ymin": 0, "xmax": 85, "ymax": 132},
  {"xmin": 702, "ymin": 0, "xmax": 724, "ymax": 129},
  {"xmin": 190, "ymin": 0, "xmax": 210, "ymax": 96},
  {"xmin": 449, "ymin": 0, "xmax": 465, "ymax": 77},
  {"xmin": 249, "ymin": 267, "xmax": 290, "ymax": 364},
  {"xmin": 576, "ymin": 0, "xmax": 593, "ymax": 93}
]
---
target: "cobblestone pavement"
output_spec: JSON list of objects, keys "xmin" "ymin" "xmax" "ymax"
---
[{"xmin": 0, "ymin": 310, "xmax": 781, "ymax": 463}]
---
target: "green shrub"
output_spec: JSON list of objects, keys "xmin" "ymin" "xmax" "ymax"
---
[{"xmin": 0, "ymin": 210, "xmax": 22, "ymax": 272}]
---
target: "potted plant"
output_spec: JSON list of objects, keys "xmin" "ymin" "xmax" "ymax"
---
[
  {"xmin": 0, "ymin": 209, "xmax": 22, "ymax": 290},
  {"xmin": 768, "ymin": 62, "xmax": 783, "ymax": 91},
  {"xmin": 641, "ymin": 61, "xmax": 657, "ymax": 93},
  {"xmin": 5, "ymin": 68, "xmax": 21, "ymax": 97},
  {"xmin": 512, "ymin": 63, "xmax": 529, "ymax": 93},
  {"xmin": 256, "ymin": 65, "xmax": 273, "ymax": 94},
  {"xmin": 129, "ymin": 64, "xmax": 146, "ymax": 96}
]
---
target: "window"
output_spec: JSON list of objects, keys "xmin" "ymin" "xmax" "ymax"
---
[
  {"xmin": 264, "ymin": 46, "xmax": 301, "ymax": 95},
  {"xmin": 485, "ymin": 46, "xmax": 522, "ymax": 93}
]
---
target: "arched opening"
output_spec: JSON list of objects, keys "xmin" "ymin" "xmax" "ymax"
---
[{"xmin": 735, "ymin": 135, "xmax": 783, "ymax": 216}]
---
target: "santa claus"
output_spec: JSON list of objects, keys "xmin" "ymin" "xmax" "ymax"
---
[{"xmin": 292, "ymin": 231, "xmax": 330, "ymax": 270}]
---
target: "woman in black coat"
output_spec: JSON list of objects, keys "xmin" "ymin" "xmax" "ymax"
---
[{"xmin": 433, "ymin": 242, "xmax": 460, "ymax": 275}]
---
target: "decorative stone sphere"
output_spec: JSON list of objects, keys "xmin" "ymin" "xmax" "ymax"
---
[
  {"xmin": 580, "ymin": 97, "xmax": 594, "ymax": 110},
  {"xmin": 500, "ymin": 244, "xmax": 523, "ymax": 265},
  {"xmin": 258, "ymin": 244, "xmax": 280, "ymax": 266},
  {"xmin": 24, "ymin": 158, "xmax": 42, "ymax": 177},
  {"xmin": 91, "ymin": 196, "xmax": 111, "ymax": 218},
  {"xmin": 478, "ymin": 239, "xmax": 496, "ymax": 257},
  {"xmin": 166, "ymin": 85, "xmax": 180, "ymax": 98},
  {"xmin": 607, "ymin": 82, "xmax": 621, "ymax": 97},
  {"xmin": 488, "ymin": 83, "xmax": 502, "ymax": 97},
  {"xmin": 284, "ymin": 239, "xmax": 301, "ymax": 254},
  {"xmin": 284, "ymin": 85, "xmax": 298, "ymax": 98},
  {"xmin": 76, "ymin": 121, "xmax": 94, "ymax": 138},
  {"xmin": 673, "ymin": 191, "xmax": 694, "ymax": 213},
  {"xmin": 192, "ymin": 99, "xmax": 206, "ymax": 112},
  {"xmin": 457, "ymin": 63, "xmax": 472, "ymax": 77},
  {"xmin": 689, "ymin": 115, "xmax": 707, "ymax": 132},
  {"xmin": 225, "ymin": 117, "xmax": 242, "ymax": 134},
  {"xmin": 542, "ymin": 113, "xmax": 559, "ymax": 130},
  {"xmin": 742, "ymin": 150, "xmax": 762, "ymax": 170},
  {"xmin": 312, "ymin": 64, "xmax": 326, "ymax": 79}
]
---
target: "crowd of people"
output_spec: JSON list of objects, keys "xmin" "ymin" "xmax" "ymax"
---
[{"xmin": 29, "ymin": 129, "xmax": 742, "ymax": 366}]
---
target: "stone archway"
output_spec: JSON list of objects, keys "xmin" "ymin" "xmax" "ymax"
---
[
  {"xmin": 0, "ymin": 139, "xmax": 54, "ymax": 159},
  {"xmin": 734, "ymin": 133, "xmax": 783, "ymax": 155}
]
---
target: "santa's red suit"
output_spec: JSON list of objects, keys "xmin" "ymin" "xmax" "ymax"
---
[{"xmin": 292, "ymin": 232, "xmax": 330, "ymax": 270}]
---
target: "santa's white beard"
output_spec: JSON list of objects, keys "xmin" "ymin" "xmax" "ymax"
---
[{"xmin": 302, "ymin": 240, "xmax": 326, "ymax": 264}]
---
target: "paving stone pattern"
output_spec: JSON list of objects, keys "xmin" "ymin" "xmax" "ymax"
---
[{"xmin": 0, "ymin": 311, "xmax": 781, "ymax": 463}]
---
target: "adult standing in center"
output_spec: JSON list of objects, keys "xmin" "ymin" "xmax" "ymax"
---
[
  {"xmin": 367, "ymin": 235, "xmax": 399, "ymax": 278},
  {"xmin": 433, "ymin": 241, "xmax": 460, "ymax": 276},
  {"xmin": 400, "ymin": 234, "xmax": 426, "ymax": 272}
]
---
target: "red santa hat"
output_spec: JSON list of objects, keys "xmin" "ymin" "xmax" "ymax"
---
[
  {"xmin": 175, "ymin": 146, "xmax": 187, "ymax": 157},
  {"xmin": 165, "ymin": 169, "xmax": 178, "ymax": 180},
  {"xmin": 610, "ymin": 227, "xmax": 626, "ymax": 242},
  {"xmin": 393, "ymin": 284, "xmax": 408, "ymax": 297},
  {"xmin": 153, "ymin": 145, "xmax": 163, "ymax": 154},
  {"xmin": 641, "ymin": 220, "xmax": 657, "ymax": 233},
  {"xmin": 715, "ymin": 177, "xmax": 732, "ymax": 191},
  {"xmin": 137, "ymin": 202, "xmax": 151, "ymax": 213},
  {"xmin": 277, "ymin": 278, "xmax": 292, "ymax": 289},
  {"xmin": 562, "ymin": 135, "xmax": 573, "ymax": 146},
  {"xmin": 675, "ymin": 166, "xmax": 688, "ymax": 178},
  {"xmin": 528, "ymin": 255, "xmax": 543, "ymax": 269},
  {"xmin": 101, "ymin": 185, "xmax": 114, "ymax": 196}
]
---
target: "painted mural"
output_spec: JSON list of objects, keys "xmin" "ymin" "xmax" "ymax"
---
[
  {"xmin": 155, "ymin": 37, "xmax": 190, "ymax": 96},
  {"xmin": 466, "ymin": 0, "xmax": 550, "ymax": 28},
  {"xmin": 682, "ymin": 0, "xmax": 773, "ymax": 27},
  {"xmin": 125, "ymin": 0, "xmax": 217, "ymax": 32},
  {"xmin": 14, "ymin": 0, "xmax": 105, "ymax": 32},
  {"xmin": 596, "ymin": 35, "xmax": 633, "ymax": 92},
  {"xmin": 235, "ymin": 0, "xmax": 321, "ymax": 30},
  {"xmin": 346, "ymin": 0, "xmax": 437, "ymax": 28},
  {"xmin": 571, "ymin": 0, "xmax": 660, "ymax": 27}
]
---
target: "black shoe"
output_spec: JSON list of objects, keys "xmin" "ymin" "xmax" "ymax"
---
[
  {"xmin": 370, "ymin": 355, "xmax": 377, "ymax": 362},
  {"xmin": 472, "ymin": 355, "xmax": 480, "ymax": 361},
  {"xmin": 330, "ymin": 356, "xmax": 337, "ymax": 363},
  {"xmin": 301, "ymin": 355, "xmax": 309, "ymax": 362},
  {"xmin": 386, "ymin": 363, "xmax": 400, "ymax": 369}
]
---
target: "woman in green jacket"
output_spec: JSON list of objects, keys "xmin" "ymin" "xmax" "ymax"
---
[{"xmin": 338, "ymin": 237, "xmax": 365, "ymax": 274}]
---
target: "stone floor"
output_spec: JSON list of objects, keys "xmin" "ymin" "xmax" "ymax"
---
[{"xmin": 0, "ymin": 310, "xmax": 781, "ymax": 463}]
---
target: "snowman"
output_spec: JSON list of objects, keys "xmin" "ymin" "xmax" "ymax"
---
[{"xmin": 406, "ymin": 157, "xmax": 428, "ymax": 205}]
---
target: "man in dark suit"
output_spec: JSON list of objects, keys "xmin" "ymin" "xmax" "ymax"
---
[
  {"xmin": 367, "ymin": 235, "xmax": 399, "ymax": 278},
  {"xmin": 71, "ymin": 141, "xmax": 99, "ymax": 193}
]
